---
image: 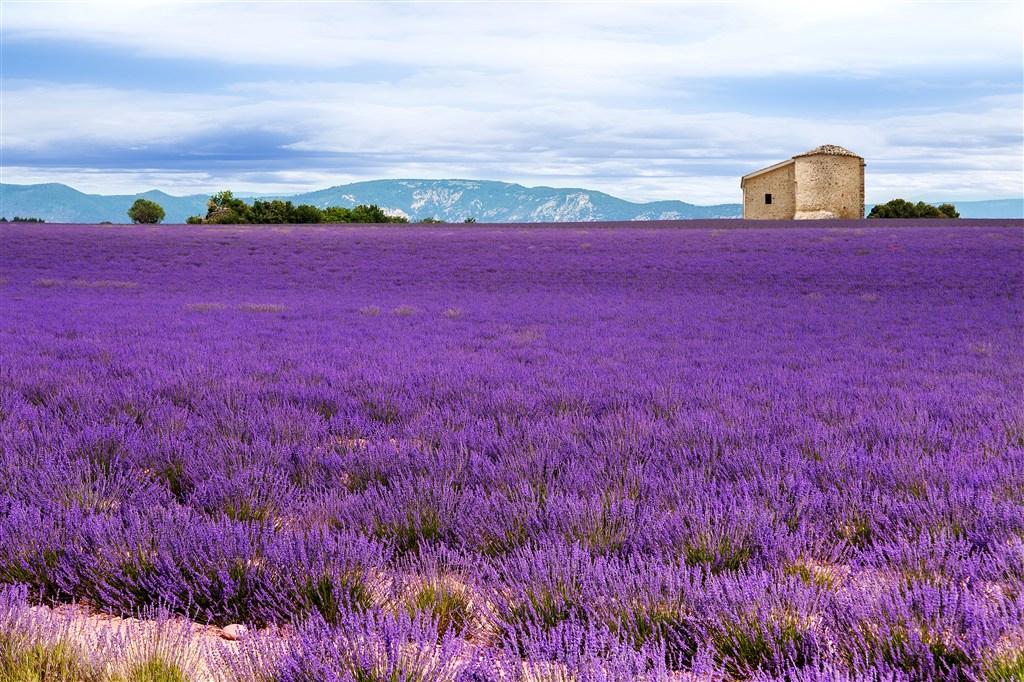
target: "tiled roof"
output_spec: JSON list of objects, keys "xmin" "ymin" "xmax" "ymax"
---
[
  {"xmin": 794, "ymin": 144, "xmax": 861, "ymax": 158},
  {"xmin": 740, "ymin": 158, "xmax": 794, "ymax": 182}
]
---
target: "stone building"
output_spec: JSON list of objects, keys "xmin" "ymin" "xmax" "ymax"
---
[{"xmin": 740, "ymin": 145, "xmax": 865, "ymax": 219}]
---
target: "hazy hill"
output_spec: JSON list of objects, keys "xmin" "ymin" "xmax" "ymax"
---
[
  {"xmin": 2, "ymin": 181, "xmax": 1021, "ymax": 223},
  {"xmin": 0, "ymin": 183, "xmax": 211, "ymax": 225},
  {"xmin": 0, "ymin": 180, "xmax": 741, "ymax": 223},
  {"xmin": 277, "ymin": 179, "xmax": 743, "ymax": 223}
]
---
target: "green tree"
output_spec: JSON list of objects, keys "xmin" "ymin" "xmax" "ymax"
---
[
  {"xmin": 868, "ymin": 199, "xmax": 958, "ymax": 219},
  {"xmin": 292, "ymin": 204, "xmax": 324, "ymax": 224},
  {"xmin": 322, "ymin": 206, "xmax": 354, "ymax": 223},
  {"xmin": 204, "ymin": 190, "xmax": 252, "ymax": 224},
  {"xmin": 350, "ymin": 204, "xmax": 391, "ymax": 223},
  {"xmin": 251, "ymin": 199, "xmax": 294, "ymax": 224},
  {"xmin": 127, "ymin": 198, "xmax": 166, "ymax": 224}
]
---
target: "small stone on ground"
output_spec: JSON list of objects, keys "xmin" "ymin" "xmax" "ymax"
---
[{"xmin": 222, "ymin": 623, "xmax": 248, "ymax": 641}]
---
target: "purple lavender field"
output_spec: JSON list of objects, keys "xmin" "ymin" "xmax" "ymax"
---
[{"xmin": 1, "ymin": 221, "xmax": 1023, "ymax": 681}]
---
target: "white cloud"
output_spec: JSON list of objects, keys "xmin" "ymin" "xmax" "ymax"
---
[
  {"xmin": 0, "ymin": 165, "xmax": 349, "ymax": 196},
  {"xmin": 4, "ymin": 1, "xmax": 1020, "ymax": 79},
  {"xmin": 1, "ymin": 1, "xmax": 1020, "ymax": 202},
  {"xmin": 2, "ymin": 74, "xmax": 1020, "ymax": 202},
  {"xmin": 0, "ymin": 84, "xmax": 244, "ymax": 150}
]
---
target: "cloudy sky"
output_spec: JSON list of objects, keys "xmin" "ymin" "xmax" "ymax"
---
[{"xmin": 2, "ymin": 1, "xmax": 1021, "ymax": 204}]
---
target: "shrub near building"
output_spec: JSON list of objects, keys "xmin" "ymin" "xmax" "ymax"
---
[{"xmin": 868, "ymin": 199, "xmax": 959, "ymax": 219}]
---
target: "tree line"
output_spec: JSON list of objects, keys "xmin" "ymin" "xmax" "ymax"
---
[
  {"xmin": 124, "ymin": 192, "xmax": 413, "ymax": 225},
  {"xmin": 126, "ymin": 193, "xmax": 961, "ymax": 224},
  {"xmin": 182, "ymin": 191, "xmax": 411, "ymax": 225}
]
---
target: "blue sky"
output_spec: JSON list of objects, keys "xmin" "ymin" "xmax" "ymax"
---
[{"xmin": 2, "ymin": 1, "xmax": 1021, "ymax": 204}]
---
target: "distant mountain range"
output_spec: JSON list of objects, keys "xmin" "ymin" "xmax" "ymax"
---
[
  {"xmin": 1, "ymin": 180, "xmax": 1021, "ymax": 223},
  {"xmin": 0, "ymin": 180, "xmax": 741, "ymax": 223}
]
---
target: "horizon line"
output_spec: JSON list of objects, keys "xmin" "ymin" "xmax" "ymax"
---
[{"xmin": 3, "ymin": 180, "xmax": 1022, "ymax": 208}]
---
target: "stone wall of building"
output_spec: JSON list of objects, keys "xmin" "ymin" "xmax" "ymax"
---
[
  {"xmin": 793, "ymin": 154, "xmax": 865, "ymax": 219},
  {"xmin": 741, "ymin": 163, "xmax": 796, "ymax": 219}
]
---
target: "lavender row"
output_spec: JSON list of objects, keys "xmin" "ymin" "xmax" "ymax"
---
[{"xmin": 1, "ymin": 222, "xmax": 1022, "ymax": 680}]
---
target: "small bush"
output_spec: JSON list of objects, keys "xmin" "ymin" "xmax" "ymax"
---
[
  {"xmin": 404, "ymin": 581, "xmax": 472, "ymax": 640},
  {"xmin": 121, "ymin": 656, "xmax": 190, "ymax": 682},
  {"xmin": 0, "ymin": 636, "xmax": 102, "ymax": 682},
  {"xmin": 277, "ymin": 610, "xmax": 468, "ymax": 682},
  {"xmin": 986, "ymin": 649, "xmax": 1024, "ymax": 681},
  {"xmin": 297, "ymin": 572, "xmax": 373, "ymax": 624}
]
